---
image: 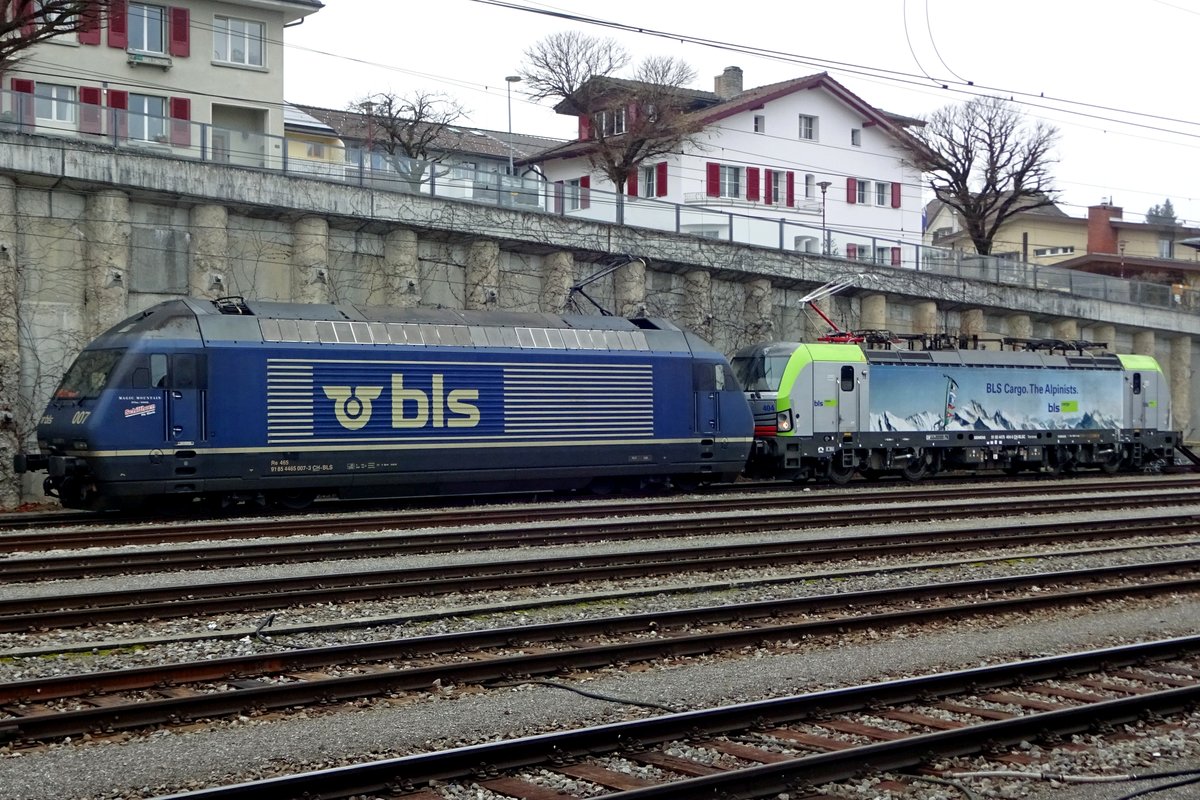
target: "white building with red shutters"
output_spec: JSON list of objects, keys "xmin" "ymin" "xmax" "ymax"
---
[
  {"xmin": 527, "ymin": 67, "xmax": 926, "ymax": 262},
  {"xmin": 2, "ymin": 0, "xmax": 322, "ymax": 167}
]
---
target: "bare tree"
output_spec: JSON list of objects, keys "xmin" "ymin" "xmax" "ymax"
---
[
  {"xmin": 350, "ymin": 91, "xmax": 467, "ymax": 191},
  {"xmin": 521, "ymin": 32, "xmax": 708, "ymax": 210},
  {"xmin": 1, "ymin": 1, "xmax": 108, "ymax": 73},
  {"xmin": 905, "ymin": 96, "xmax": 1059, "ymax": 255}
]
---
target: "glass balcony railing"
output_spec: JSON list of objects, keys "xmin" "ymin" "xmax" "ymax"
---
[{"xmin": 2, "ymin": 87, "xmax": 1197, "ymax": 312}]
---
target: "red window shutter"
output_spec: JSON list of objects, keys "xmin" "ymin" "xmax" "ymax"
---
[
  {"xmin": 746, "ymin": 167, "xmax": 760, "ymax": 202},
  {"xmin": 553, "ymin": 181, "xmax": 564, "ymax": 214},
  {"xmin": 655, "ymin": 161, "xmax": 667, "ymax": 197},
  {"xmin": 891, "ymin": 247, "xmax": 902, "ymax": 266},
  {"xmin": 79, "ymin": 86, "xmax": 103, "ymax": 134},
  {"xmin": 168, "ymin": 7, "xmax": 190, "ymax": 57},
  {"xmin": 11, "ymin": 78, "xmax": 34, "ymax": 127},
  {"xmin": 579, "ymin": 175, "xmax": 590, "ymax": 209},
  {"xmin": 785, "ymin": 171, "xmax": 795, "ymax": 207},
  {"xmin": 626, "ymin": 167, "xmax": 637, "ymax": 197},
  {"xmin": 763, "ymin": 170, "xmax": 773, "ymax": 205},
  {"xmin": 626, "ymin": 102, "xmax": 637, "ymax": 128},
  {"xmin": 891, "ymin": 181, "xmax": 902, "ymax": 208},
  {"xmin": 578, "ymin": 115, "xmax": 590, "ymax": 140},
  {"xmin": 846, "ymin": 177, "xmax": 857, "ymax": 205},
  {"xmin": 19, "ymin": 1, "xmax": 35, "ymax": 36},
  {"xmin": 108, "ymin": 0, "xmax": 127, "ymax": 48},
  {"xmin": 78, "ymin": 1, "xmax": 102, "ymax": 45},
  {"xmin": 846, "ymin": 244, "xmax": 858, "ymax": 259},
  {"xmin": 169, "ymin": 96, "xmax": 191, "ymax": 146},
  {"xmin": 107, "ymin": 89, "xmax": 128, "ymax": 139},
  {"xmin": 705, "ymin": 162, "xmax": 720, "ymax": 197}
]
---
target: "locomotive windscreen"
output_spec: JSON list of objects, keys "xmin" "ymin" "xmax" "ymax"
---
[
  {"xmin": 53, "ymin": 349, "xmax": 126, "ymax": 400},
  {"xmin": 731, "ymin": 347, "xmax": 796, "ymax": 392}
]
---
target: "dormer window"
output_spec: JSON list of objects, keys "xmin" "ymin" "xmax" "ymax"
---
[{"xmin": 597, "ymin": 107, "xmax": 626, "ymax": 136}]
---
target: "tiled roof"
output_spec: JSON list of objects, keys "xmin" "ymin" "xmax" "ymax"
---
[{"xmin": 289, "ymin": 104, "xmax": 565, "ymax": 160}]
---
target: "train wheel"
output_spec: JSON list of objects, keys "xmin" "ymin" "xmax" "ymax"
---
[
  {"xmin": 272, "ymin": 490, "xmax": 316, "ymax": 510},
  {"xmin": 859, "ymin": 467, "xmax": 884, "ymax": 482},
  {"xmin": 1099, "ymin": 449, "xmax": 1124, "ymax": 474},
  {"xmin": 826, "ymin": 460, "xmax": 855, "ymax": 485},
  {"xmin": 900, "ymin": 458, "xmax": 928, "ymax": 482}
]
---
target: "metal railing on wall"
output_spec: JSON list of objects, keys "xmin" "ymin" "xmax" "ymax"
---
[{"xmin": 3, "ymin": 87, "xmax": 1197, "ymax": 312}]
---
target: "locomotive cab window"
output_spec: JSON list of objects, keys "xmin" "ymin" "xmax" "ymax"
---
[
  {"xmin": 53, "ymin": 349, "xmax": 126, "ymax": 399},
  {"xmin": 1132, "ymin": 373, "xmax": 1142, "ymax": 395},
  {"xmin": 840, "ymin": 365, "xmax": 856, "ymax": 392}
]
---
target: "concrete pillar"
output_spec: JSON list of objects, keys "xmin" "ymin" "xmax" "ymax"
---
[
  {"xmin": 959, "ymin": 308, "xmax": 984, "ymax": 339},
  {"xmin": 292, "ymin": 216, "xmax": 330, "ymax": 304},
  {"xmin": 189, "ymin": 204, "xmax": 228, "ymax": 299},
  {"xmin": 682, "ymin": 270, "xmax": 712, "ymax": 337},
  {"xmin": 540, "ymin": 251, "xmax": 574, "ymax": 313},
  {"xmin": 742, "ymin": 277, "xmax": 773, "ymax": 339},
  {"xmin": 1133, "ymin": 330, "xmax": 1156, "ymax": 356},
  {"xmin": 1170, "ymin": 336, "xmax": 1192, "ymax": 436},
  {"xmin": 1052, "ymin": 318, "xmax": 1079, "ymax": 341},
  {"xmin": 383, "ymin": 228, "xmax": 420, "ymax": 308},
  {"xmin": 0, "ymin": 177, "xmax": 18, "ymax": 509},
  {"xmin": 860, "ymin": 294, "xmax": 886, "ymax": 331},
  {"xmin": 913, "ymin": 301, "xmax": 937, "ymax": 335},
  {"xmin": 614, "ymin": 257, "xmax": 647, "ymax": 318},
  {"xmin": 84, "ymin": 190, "xmax": 130, "ymax": 339},
  {"xmin": 1090, "ymin": 324, "xmax": 1116, "ymax": 350},
  {"xmin": 1006, "ymin": 313, "xmax": 1033, "ymax": 340},
  {"xmin": 465, "ymin": 240, "xmax": 500, "ymax": 311}
]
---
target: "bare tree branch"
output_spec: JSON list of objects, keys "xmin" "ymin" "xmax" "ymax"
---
[
  {"xmin": 0, "ymin": 1, "xmax": 109, "ymax": 73},
  {"xmin": 349, "ymin": 91, "xmax": 467, "ymax": 189},
  {"xmin": 904, "ymin": 96, "xmax": 1060, "ymax": 255},
  {"xmin": 519, "ymin": 31, "xmax": 629, "ymax": 113}
]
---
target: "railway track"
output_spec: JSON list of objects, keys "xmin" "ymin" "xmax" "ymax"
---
[
  {"xmin": 2, "ymin": 559, "xmax": 1198, "ymax": 746},
  {"xmin": 0, "ymin": 474, "xmax": 1195, "ymax": 550},
  {"xmin": 149, "ymin": 635, "xmax": 1200, "ymax": 800},
  {"xmin": 2, "ymin": 513, "xmax": 1198, "ymax": 632}
]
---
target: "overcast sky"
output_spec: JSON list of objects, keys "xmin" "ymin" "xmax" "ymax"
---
[{"xmin": 283, "ymin": 0, "xmax": 1200, "ymax": 228}]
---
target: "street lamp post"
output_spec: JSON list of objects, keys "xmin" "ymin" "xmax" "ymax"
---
[
  {"xmin": 817, "ymin": 180, "xmax": 832, "ymax": 255},
  {"xmin": 505, "ymin": 75, "xmax": 521, "ymax": 176}
]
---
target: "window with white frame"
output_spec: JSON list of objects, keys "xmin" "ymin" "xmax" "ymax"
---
[
  {"xmin": 856, "ymin": 179, "xmax": 869, "ymax": 205},
  {"xmin": 214, "ymin": 16, "xmax": 265, "ymax": 66},
  {"xmin": 1159, "ymin": 238, "xmax": 1174, "ymax": 258},
  {"xmin": 452, "ymin": 161, "xmax": 477, "ymax": 180},
  {"xmin": 306, "ymin": 142, "xmax": 326, "ymax": 158},
  {"xmin": 719, "ymin": 165, "xmax": 741, "ymax": 199},
  {"xmin": 1033, "ymin": 246, "xmax": 1075, "ymax": 257},
  {"xmin": 804, "ymin": 173, "xmax": 815, "ymax": 200},
  {"xmin": 875, "ymin": 181, "xmax": 891, "ymax": 206},
  {"xmin": 850, "ymin": 127, "xmax": 862, "ymax": 147},
  {"xmin": 565, "ymin": 178, "xmax": 582, "ymax": 210},
  {"xmin": 874, "ymin": 247, "xmax": 890, "ymax": 264},
  {"xmin": 764, "ymin": 169, "xmax": 781, "ymax": 204},
  {"xmin": 798, "ymin": 114, "xmax": 817, "ymax": 141},
  {"xmin": 128, "ymin": 93, "xmax": 167, "ymax": 141},
  {"xmin": 35, "ymin": 83, "xmax": 75, "ymax": 122},
  {"xmin": 598, "ymin": 107, "xmax": 626, "ymax": 136},
  {"xmin": 641, "ymin": 164, "xmax": 656, "ymax": 198},
  {"xmin": 129, "ymin": 3, "xmax": 166, "ymax": 53},
  {"xmin": 753, "ymin": 114, "xmax": 765, "ymax": 133}
]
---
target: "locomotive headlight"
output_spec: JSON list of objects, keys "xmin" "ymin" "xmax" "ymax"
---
[
  {"xmin": 73, "ymin": 440, "xmax": 90, "ymax": 450},
  {"xmin": 775, "ymin": 410, "xmax": 793, "ymax": 433}
]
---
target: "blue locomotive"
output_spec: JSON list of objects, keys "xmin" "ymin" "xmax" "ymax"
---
[
  {"xmin": 731, "ymin": 340, "xmax": 1180, "ymax": 483},
  {"xmin": 14, "ymin": 297, "xmax": 754, "ymax": 510}
]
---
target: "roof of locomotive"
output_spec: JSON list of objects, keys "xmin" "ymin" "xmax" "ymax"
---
[
  {"xmin": 734, "ymin": 340, "xmax": 1127, "ymax": 370},
  {"xmin": 89, "ymin": 298, "xmax": 726, "ymax": 357}
]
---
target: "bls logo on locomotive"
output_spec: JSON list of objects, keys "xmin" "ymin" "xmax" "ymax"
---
[{"xmin": 324, "ymin": 374, "xmax": 480, "ymax": 431}]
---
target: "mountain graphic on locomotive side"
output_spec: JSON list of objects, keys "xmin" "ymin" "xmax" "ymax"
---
[{"xmin": 12, "ymin": 297, "xmax": 1184, "ymax": 510}]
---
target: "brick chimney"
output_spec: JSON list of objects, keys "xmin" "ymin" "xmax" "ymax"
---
[
  {"xmin": 1087, "ymin": 203, "xmax": 1122, "ymax": 254},
  {"xmin": 714, "ymin": 66, "xmax": 743, "ymax": 99}
]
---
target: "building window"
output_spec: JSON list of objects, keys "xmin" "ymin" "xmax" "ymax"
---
[
  {"xmin": 565, "ymin": 178, "xmax": 582, "ymax": 210},
  {"xmin": 452, "ymin": 161, "xmax": 477, "ymax": 180},
  {"xmin": 35, "ymin": 83, "xmax": 75, "ymax": 122},
  {"xmin": 306, "ymin": 142, "xmax": 326, "ymax": 158},
  {"xmin": 1033, "ymin": 246, "xmax": 1076, "ymax": 257},
  {"xmin": 129, "ymin": 3, "xmax": 166, "ymax": 53},
  {"xmin": 798, "ymin": 114, "xmax": 817, "ymax": 141},
  {"xmin": 598, "ymin": 107, "xmax": 626, "ymax": 136},
  {"xmin": 850, "ymin": 127, "xmax": 862, "ymax": 147},
  {"xmin": 857, "ymin": 179, "xmax": 869, "ymax": 205},
  {"xmin": 875, "ymin": 181, "xmax": 890, "ymax": 206},
  {"xmin": 214, "ymin": 16, "xmax": 265, "ymax": 66},
  {"xmin": 753, "ymin": 114, "xmax": 765, "ymax": 133},
  {"xmin": 719, "ymin": 165, "xmax": 741, "ymax": 199},
  {"xmin": 641, "ymin": 164, "xmax": 656, "ymax": 198},
  {"xmin": 764, "ymin": 169, "xmax": 782, "ymax": 204},
  {"xmin": 128, "ymin": 93, "xmax": 167, "ymax": 141},
  {"xmin": 804, "ymin": 173, "xmax": 815, "ymax": 200},
  {"xmin": 1159, "ymin": 238, "xmax": 1174, "ymax": 259}
]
